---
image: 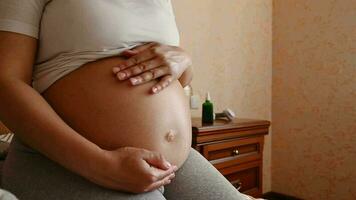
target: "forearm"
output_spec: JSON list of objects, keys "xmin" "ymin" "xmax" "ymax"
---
[
  {"xmin": 0, "ymin": 79, "xmax": 104, "ymax": 180},
  {"xmin": 178, "ymin": 65, "xmax": 193, "ymax": 87}
]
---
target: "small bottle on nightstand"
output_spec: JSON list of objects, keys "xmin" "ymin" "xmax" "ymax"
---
[{"xmin": 202, "ymin": 92, "xmax": 214, "ymax": 124}]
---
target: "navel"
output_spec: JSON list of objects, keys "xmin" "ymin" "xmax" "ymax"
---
[{"xmin": 165, "ymin": 129, "xmax": 177, "ymax": 142}]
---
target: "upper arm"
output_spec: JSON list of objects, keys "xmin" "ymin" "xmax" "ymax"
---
[
  {"xmin": 0, "ymin": 0, "xmax": 48, "ymax": 84},
  {"xmin": 0, "ymin": 32, "xmax": 37, "ymax": 84}
]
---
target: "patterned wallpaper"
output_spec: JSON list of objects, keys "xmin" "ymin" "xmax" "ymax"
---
[
  {"xmin": 172, "ymin": 0, "xmax": 272, "ymax": 192},
  {"xmin": 272, "ymin": 0, "xmax": 356, "ymax": 199}
]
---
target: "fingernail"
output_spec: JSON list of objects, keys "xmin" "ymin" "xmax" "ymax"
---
[
  {"xmin": 112, "ymin": 67, "xmax": 120, "ymax": 73},
  {"xmin": 132, "ymin": 68, "xmax": 142, "ymax": 74},
  {"xmin": 172, "ymin": 165, "xmax": 178, "ymax": 171},
  {"xmin": 165, "ymin": 161, "xmax": 171, "ymax": 168},
  {"xmin": 152, "ymin": 87, "xmax": 158, "ymax": 93},
  {"xmin": 117, "ymin": 72, "xmax": 126, "ymax": 80},
  {"xmin": 130, "ymin": 78, "xmax": 138, "ymax": 85}
]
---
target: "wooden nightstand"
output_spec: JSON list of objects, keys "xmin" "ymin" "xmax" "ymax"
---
[{"xmin": 191, "ymin": 117, "xmax": 270, "ymax": 197}]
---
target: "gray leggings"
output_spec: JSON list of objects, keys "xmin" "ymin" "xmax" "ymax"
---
[{"xmin": 2, "ymin": 137, "xmax": 251, "ymax": 200}]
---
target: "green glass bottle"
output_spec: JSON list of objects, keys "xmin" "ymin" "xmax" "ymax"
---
[{"xmin": 202, "ymin": 92, "xmax": 214, "ymax": 124}]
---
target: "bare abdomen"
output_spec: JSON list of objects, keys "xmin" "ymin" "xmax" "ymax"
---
[{"xmin": 42, "ymin": 56, "xmax": 192, "ymax": 167}]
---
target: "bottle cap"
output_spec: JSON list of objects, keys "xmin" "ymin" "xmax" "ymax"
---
[{"xmin": 206, "ymin": 92, "xmax": 211, "ymax": 101}]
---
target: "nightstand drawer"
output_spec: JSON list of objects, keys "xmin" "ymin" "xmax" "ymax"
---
[
  {"xmin": 202, "ymin": 136, "xmax": 263, "ymax": 169},
  {"xmin": 191, "ymin": 118, "xmax": 270, "ymax": 198},
  {"xmin": 220, "ymin": 160, "xmax": 262, "ymax": 197}
]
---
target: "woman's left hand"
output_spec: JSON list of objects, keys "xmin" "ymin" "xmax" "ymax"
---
[{"xmin": 112, "ymin": 42, "xmax": 192, "ymax": 94}]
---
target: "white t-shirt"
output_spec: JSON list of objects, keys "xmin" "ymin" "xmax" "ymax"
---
[{"xmin": 0, "ymin": 0, "xmax": 180, "ymax": 93}]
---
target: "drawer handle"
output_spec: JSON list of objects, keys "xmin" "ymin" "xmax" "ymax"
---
[
  {"xmin": 232, "ymin": 149, "xmax": 239, "ymax": 156},
  {"xmin": 231, "ymin": 179, "xmax": 242, "ymax": 191}
]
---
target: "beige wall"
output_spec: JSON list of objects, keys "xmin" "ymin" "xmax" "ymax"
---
[
  {"xmin": 273, "ymin": 0, "xmax": 356, "ymax": 199},
  {"xmin": 172, "ymin": 0, "xmax": 273, "ymax": 192}
]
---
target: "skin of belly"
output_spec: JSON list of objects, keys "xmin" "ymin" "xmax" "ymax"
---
[{"xmin": 42, "ymin": 56, "xmax": 192, "ymax": 168}]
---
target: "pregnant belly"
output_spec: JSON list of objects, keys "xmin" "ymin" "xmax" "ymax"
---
[{"xmin": 42, "ymin": 56, "xmax": 192, "ymax": 168}]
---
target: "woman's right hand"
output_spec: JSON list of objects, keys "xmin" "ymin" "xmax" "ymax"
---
[{"xmin": 91, "ymin": 146, "xmax": 178, "ymax": 193}]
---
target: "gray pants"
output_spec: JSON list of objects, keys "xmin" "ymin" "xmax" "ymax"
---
[{"xmin": 2, "ymin": 137, "xmax": 251, "ymax": 200}]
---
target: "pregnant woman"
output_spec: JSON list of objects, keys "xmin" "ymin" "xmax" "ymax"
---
[{"xmin": 0, "ymin": 0, "xmax": 256, "ymax": 199}]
